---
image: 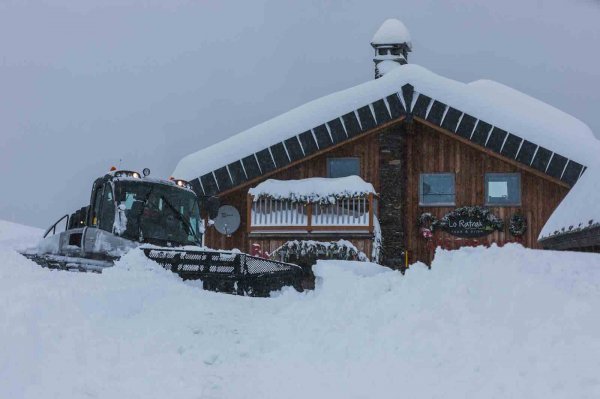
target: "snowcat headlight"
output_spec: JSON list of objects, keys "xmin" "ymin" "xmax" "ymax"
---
[
  {"xmin": 114, "ymin": 170, "xmax": 141, "ymax": 178},
  {"xmin": 175, "ymin": 179, "xmax": 192, "ymax": 190}
]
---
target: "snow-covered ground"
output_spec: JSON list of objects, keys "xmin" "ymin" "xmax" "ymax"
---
[
  {"xmin": 1, "ymin": 221, "xmax": 600, "ymax": 398},
  {"xmin": 0, "ymin": 220, "xmax": 43, "ymax": 251}
]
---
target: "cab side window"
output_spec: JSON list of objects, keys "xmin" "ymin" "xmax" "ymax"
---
[
  {"xmin": 90, "ymin": 185, "xmax": 103, "ymax": 227},
  {"xmin": 99, "ymin": 186, "xmax": 115, "ymax": 232}
]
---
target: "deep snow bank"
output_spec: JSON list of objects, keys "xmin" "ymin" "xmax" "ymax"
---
[
  {"xmin": 0, "ymin": 219, "xmax": 42, "ymax": 250},
  {"xmin": 1, "ymin": 221, "xmax": 600, "ymax": 398}
]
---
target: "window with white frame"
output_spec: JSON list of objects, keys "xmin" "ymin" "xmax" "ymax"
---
[
  {"xmin": 485, "ymin": 173, "xmax": 521, "ymax": 206},
  {"xmin": 419, "ymin": 173, "xmax": 456, "ymax": 206}
]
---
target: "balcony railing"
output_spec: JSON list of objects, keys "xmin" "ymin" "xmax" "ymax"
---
[{"xmin": 248, "ymin": 194, "xmax": 378, "ymax": 233}]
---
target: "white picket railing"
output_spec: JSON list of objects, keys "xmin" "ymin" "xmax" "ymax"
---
[
  {"xmin": 311, "ymin": 197, "xmax": 370, "ymax": 226},
  {"xmin": 250, "ymin": 198, "xmax": 309, "ymax": 226},
  {"xmin": 249, "ymin": 194, "xmax": 376, "ymax": 232}
]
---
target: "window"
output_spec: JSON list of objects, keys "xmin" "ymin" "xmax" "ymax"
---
[
  {"xmin": 390, "ymin": 48, "xmax": 401, "ymax": 56},
  {"xmin": 420, "ymin": 173, "xmax": 455, "ymax": 206},
  {"xmin": 485, "ymin": 173, "xmax": 521, "ymax": 206},
  {"xmin": 113, "ymin": 181, "xmax": 202, "ymax": 246},
  {"xmin": 99, "ymin": 185, "xmax": 116, "ymax": 232},
  {"xmin": 378, "ymin": 48, "xmax": 388, "ymax": 56},
  {"xmin": 90, "ymin": 184, "xmax": 103, "ymax": 227},
  {"xmin": 327, "ymin": 158, "xmax": 360, "ymax": 178}
]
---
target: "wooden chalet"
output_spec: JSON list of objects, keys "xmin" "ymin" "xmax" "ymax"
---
[{"xmin": 173, "ymin": 19, "xmax": 600, "ymax": 267}]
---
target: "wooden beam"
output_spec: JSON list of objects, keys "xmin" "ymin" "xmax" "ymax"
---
[
  {"xmin": 416, "ymin": 117, "xmax": 571, "ymax": 189},
  {"xmin": 246, "ymin": 194, "xmax": 252, "ymax": 233},
  {"xmin": 249, "ymin": 225, "xmax": 373, "ymax": 232},
  {"xmin": 250, "ymin": 225, "xmax": 312, "ymax": 231},
  {"xmin": 368, "ymin": 193, "xmax": 374, "ymax": 233}
]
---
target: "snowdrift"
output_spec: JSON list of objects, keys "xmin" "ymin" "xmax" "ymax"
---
[
  {"xmin": 0, "ymin": 219, "xmax": 43, "ymax": 250},
  {"xmin": 1, "ymin": 221, "xmax": 600, "ymax": 398}
]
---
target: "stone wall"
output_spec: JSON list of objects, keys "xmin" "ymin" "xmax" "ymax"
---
[{"xmin": 378, "ymin": 124, "xmax": 407, "ymax": 268}]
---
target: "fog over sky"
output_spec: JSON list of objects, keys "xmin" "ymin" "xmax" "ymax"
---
[{"xmin": 1, "ymin": 0, "xmax": 599, "ymax": 227}]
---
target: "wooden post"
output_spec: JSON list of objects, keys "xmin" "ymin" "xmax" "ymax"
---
[
  {"xmin": 368, "ymin": 193, "xmax": 374, "ymax": 233},
  {"xmin": 307, "ymin": 203, "xmax": 313, "ymax": 232},
  {"xmin": 246, "ymin": 194, "xmax": 252, "ymax": 233}
]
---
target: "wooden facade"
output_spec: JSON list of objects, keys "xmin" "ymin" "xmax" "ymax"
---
[
  {"xmin": 203, "ymin": 118, "xmax": 570, "ymax": 266},
  {"xmin": 405, "ymin": 120, "xmax": 569, "ymax": 264},
  {"xmin": 203, "ymin": 131, "xmax": 382, "ymax": 256}
]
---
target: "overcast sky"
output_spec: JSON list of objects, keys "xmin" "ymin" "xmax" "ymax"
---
[{"xmin": 1, "ymin": 0, "xmax": 599, "ymax": 228}]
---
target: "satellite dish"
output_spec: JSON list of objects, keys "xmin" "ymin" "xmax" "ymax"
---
[{"xmin": 214, "ymin": 205, "xmax": 241, "ymax": 236}]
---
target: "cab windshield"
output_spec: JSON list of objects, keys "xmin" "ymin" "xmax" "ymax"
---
[{"xmin": 114, "ymin": 181, "xmax": 202, "ymax": 246}]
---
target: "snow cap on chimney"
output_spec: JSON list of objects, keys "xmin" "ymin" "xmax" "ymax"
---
[{"xmin": 371, "ymin": 19, "xmax": 412, "ymax": 79}]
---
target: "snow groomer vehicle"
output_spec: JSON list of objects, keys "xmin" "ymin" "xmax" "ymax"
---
[{"xmin": 22, "ymin": 168, "xmax": 303, "ymax": 296}]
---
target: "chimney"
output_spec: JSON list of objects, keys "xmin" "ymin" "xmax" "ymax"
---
[{"xmin": 371, "ymin": 19, "xmax": 412, "ymax": 79}]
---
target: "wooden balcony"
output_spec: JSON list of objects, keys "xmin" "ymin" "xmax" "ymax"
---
[{"xmin": 247, "ymin": 193, "xmax": 378, "ymax": 234}]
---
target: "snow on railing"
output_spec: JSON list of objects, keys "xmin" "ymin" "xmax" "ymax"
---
[{"xmin": 248, "ymin": 194, "xmax": 377, "ymax": 233}]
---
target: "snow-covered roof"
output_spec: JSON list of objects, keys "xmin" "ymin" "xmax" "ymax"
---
[
  {"xmin": 371, "ymin": 18, "xmax": 412, "ymax": 48},
  {"xmin": 376, "ymin": 59, "xmax": 405, "ymax": 76},
  {"xmin": 539, "ymin": 162, "xmax": 600, "ymax": 239},
  {"xmin": 248, "ymin": 176, "xmax": 375, "ymax": 203},
  {"xmin": 174, "ymin": 64, "xmax": 599, "ymax": 196}
]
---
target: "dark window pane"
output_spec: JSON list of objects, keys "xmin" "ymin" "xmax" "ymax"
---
[
  {"xmin": 390, "ymin": 48, "xmax": 400, "ymax": 56},
  {"xmin": 99, "ymin": 186, "xmax": 115, "ymax": 232},
  {"xmin": 327, "ymin": 158, "xmax": 360, "ymax": 178},
  {"xmin": 378, "ymin": 48, "xmax": 387, "ymax": 55},
  {"xmin": 114, "ymin": 181, "xmax": 202, "ymax": 246},
  {"xmin": 420, "ymin": 174, "xmax": 455, "ymax": 205},
  {"xmin": 485, "ymin": 173, "xmax": 521, "ymax": 206},
  {"xmin": 91, "ymin": 185, "xmax": 103, "ymax": 227}
]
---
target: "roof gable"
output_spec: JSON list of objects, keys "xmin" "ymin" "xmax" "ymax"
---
[{"xmin": 175, "ymin": 65, "xmax": 599, "ymax": 196}]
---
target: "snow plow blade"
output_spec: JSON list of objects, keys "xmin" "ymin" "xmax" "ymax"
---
[
  {"xmin": 142, "ymin": 248, "xmax": 305, "ymax": 297},
  {"xmin": 22, "ymin": 253, "xmax": 113, "ymax": 273}
]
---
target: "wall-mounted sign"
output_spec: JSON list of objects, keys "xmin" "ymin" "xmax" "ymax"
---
[
  {"xmin": 442, "ymin": 215, "xmax": 496, "ymax": 238},
  {"xmin": 421, "ymin": 207, "xmax": 504, "ymax": 239}
]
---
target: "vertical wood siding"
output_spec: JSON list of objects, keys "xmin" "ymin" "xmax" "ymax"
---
[
  {"xmin": 203, "ymin": 120, "xmax": 570, "ymax": 266},
  {"xmin": 405, "ymin": 122, "xmax": 569, "ymax": 264},
  {"xmin": 203, "ymin": 132, "xmax": 382, "ymax": 254}
]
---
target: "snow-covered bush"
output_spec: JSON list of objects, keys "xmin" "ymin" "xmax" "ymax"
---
[{"xmin": 271, "ymin": 239, "xmax": 368, "ymax": 268}]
